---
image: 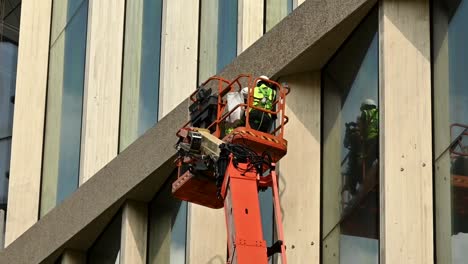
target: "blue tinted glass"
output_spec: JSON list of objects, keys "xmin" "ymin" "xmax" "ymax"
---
[
  {"xmin": 287, "ymin": 0, "xmax": 293, "ymax": 13},
  {"xmin": 0, "ymin": 43, "xmax": 17, "ymax": 206},
  {"xmin": 448, "ymin": 1, "xmax": 468, "ymax": 126},
  {"xmin": 217, "ymin": 0, "xmax": 238, "ymax": 71},
  {"xmin": 41, "ymin": 0, "xmax": 88, "ymax": 216},
  {"xmin": 259, "ymin": 189, "xmax": 274, "ymax": 257},
  {"xmin": 322, "ymin": 8, "xmax": 379, "ymax": 263},
  {"xmin": 56, "ymin": 1, "xmax": 88, "ymax": 203},
  {"xmin": 170, "ymin": 202, "xmax": 187, "ymax": 263},
  {"xmin": 433, "ymin": 0, "xmax": 468, "ymax": 262},
  {"xmin": 138, "ymin": 0, "xmax": 162, "ymax": 136},
  {"xmin": 120, "ymin": 0, "xmax": 163, "ymax": 152}
]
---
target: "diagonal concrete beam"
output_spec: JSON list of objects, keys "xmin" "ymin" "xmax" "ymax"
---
[
  {"xmin": 0, "ymin": 0, "xmax": 375, "ymax": 263},
  {"xmin": 219, "ymin": 0, "xmax": 377, "ymax": 79}
]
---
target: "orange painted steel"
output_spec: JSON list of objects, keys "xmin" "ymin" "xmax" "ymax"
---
[
  {"xmin": 219, "ymin": 159, "xmax": 287, "ymax": 264},
  {"xmin": 172, "ymin": 168, "xmax": 223, "ymax": 209},
  {"xmin": 221, "ymin": 160, "xmax": 268, "ymax": 264},
  {"xmin": 173, "ymin": 74, "xmax": 290, "ymax": 263}
]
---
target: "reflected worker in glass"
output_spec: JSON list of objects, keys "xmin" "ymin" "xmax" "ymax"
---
[{"xmin": 344, "ymin": 99, "xmax": 379, "ymax": 196}]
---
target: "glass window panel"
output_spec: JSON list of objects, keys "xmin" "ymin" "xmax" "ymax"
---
[
  {"xmin": 40, "ymin": 0, "xmax": 88, "ymax": 217},
  {"xmin": 321, "ymin": 8, "xmax": 379, "ymax": 264},
  {"xmin": 259, "ymin": 189, "xmax": 274, "ymax": 263},
  {"xmin": 120, "ymin": 0, "xmax": 163, "ymax": 151},
  {"xmin": 265, "ymin": 0, "xmax": 293, "ymax": 32},
  {"xmin": 87, "ymin": 211, "xmax": 122, "ymax": 264},
  {"xmin": 50, "ymin": 0, "xmax": 87, "ymax": 44},
  {"xmin": 148, "ymin": 177, "xmax": 187, "ymax": 264},
  {"xmin": 217, "ymin": 0, "xmax": 238, "ymax": 72},
  {"xmin": 198, "ymin": 0, "xmax": 219, "ymax": 83},
  {"xmin": 0, "ymin": 42, "xmax": 17, "ymax": 207},
  {"xmin": 199, "ymin": 0, "xmax": 237, "ymax": 83},
  {"xmin": 433, "ymin": 0, "xmax": 468, "ymax": 263}
]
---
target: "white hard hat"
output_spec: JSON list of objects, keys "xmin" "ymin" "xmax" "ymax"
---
[
  {"xmin": 256, "ymin": 75, "xmax": 269, "ymax": 85},
  {"xmin": 361, "ymin": 98, "xmax": 377, "ymax": 108}
]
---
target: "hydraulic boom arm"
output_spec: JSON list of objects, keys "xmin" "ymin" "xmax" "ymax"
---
[{"xmin": 172, "ymin": 74, "xmax": 290, "ymax": 264}]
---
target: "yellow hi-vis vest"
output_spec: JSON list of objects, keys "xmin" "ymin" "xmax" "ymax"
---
[{"xmin": 252, "ymin": 84, "xmax": 276, "ymax": 111}]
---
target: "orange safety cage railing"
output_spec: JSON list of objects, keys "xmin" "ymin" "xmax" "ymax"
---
[
  {"xmin": 450, "ymin": 123, "xmax": 468, "ymax": 158},
  {"xmin": 179, "ymin": 74, "xmax": 290, "ymax": 142}
]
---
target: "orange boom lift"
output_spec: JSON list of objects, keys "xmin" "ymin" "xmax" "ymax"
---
[{"xmin": 172, "ymin": 74, "xmax": 290, "ymax": 264}]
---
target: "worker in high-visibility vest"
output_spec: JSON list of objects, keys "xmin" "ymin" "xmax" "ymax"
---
[
  {"xmin": 344, "ymin": 98, "xmax": 379, "ymax": 195},
  {"xmin": 241, "ymin": 76, "xmax": 276, "ymax": 133}
]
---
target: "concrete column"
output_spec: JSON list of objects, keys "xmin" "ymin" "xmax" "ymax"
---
[
  {"xmin": 120, "ymin": 201, "xmax": 148, "ymax": 264},
  {"xmin": 379, "ymin": 0, "xmax": 433, "ymax": 263},
  {"xmin": 237, "ymin": 0, "xmax": 264, "ymax": 53},
  {"xmin": 186, "ymin": 204, "xmax": 226, "ymax": 264},
  {"xmin": 5, "ymin": 0, "xmax": 53, "ymax": 246},
  {"xmin": 278, "ymin": 72, "xmax": 321, "ymax": 263},
  {"xmin": 80, "ymin": 0, "xmax": 126, "ymax": 183},
  {"xmin": 148, "ymin": 208, "xmax": 171, "ymax": 264},
  {"xmin": 61, "ymin": 250, "xmax": 86, "ymax": 264},
  {"xmin": 293, "ymin": 0, "xmax": 306, "ymax": 9},
  {"xmin": 159, "ymin": 0, "xmax": 199, "ymax": 118},
  {"xmin": 321, "ymin": 73, "xmax": 342, "ymax": 264}
]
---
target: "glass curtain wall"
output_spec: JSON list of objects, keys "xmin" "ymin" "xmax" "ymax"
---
[
  {"xmin": 433, "ymin": 0, "xmax": 468, "ymax": 263},
  {"xmin": 0, "ymin": 42, "xmax": 16, "ymax": 210},
  {"xmin": 119, "ymin": 0, "xmax": 163, "ymax": 152},
  {"xmin": 40, "ymin": 0, "xmax": 89, "ymax": 217},
  {"xmin": 147, "ymin": 175, "xmax": 187, "ymax": 264},
  {"xmin": 217, "ymin": 0, "xmax": 238, "ymax": 72},
  {"xmin": 0, "ymin": 0, "xmax": 20, "ymax": 247},
  {"xmin": 87, "ymin": 211, "xmax": 122, "ymax": 264},
  {"xmin": 321, "ymin": 8, "xmax": 379, "ymax": 264},
  {"xmin": 265, "ymin": 0, "xmax": 293, "ymax": 32},
  {"xmin": 198, "ymin": 0, "xmax": 237, "ymax": 83}
]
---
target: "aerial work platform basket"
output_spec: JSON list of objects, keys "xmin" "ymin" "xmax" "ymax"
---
[
  {"xmin": 171, "ymin": 74, "xmax": 291, "ymax": 263},
  {"xmin": 172, "ymin": 74, "xmax": 290, "ymax": 208}
]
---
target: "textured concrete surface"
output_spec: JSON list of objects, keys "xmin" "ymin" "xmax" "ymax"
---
[
  {"xmin": 5, "ymin": 0, "xmax": 53, "ymax": 246},
  {"xmin": 218, "ymin": 0, "xmax": 377, "ymax": 79},
  {"xmin": 278, "ymin": 72, "xmax": 321, "ymax": 263},
  {"xmin": 0, "ymin": 100, "xmax": 188, "ymax": 264},
  {"xmin": 80, "ymin": 0, "xmax": 126, "ymax": 184},
  {"xmin": 0, "ymin": 0, "xmax": 375, "ymax": 262},
  {"xmin": 380, "ymin": 0, "xmax": 433, "ymax": 263}
]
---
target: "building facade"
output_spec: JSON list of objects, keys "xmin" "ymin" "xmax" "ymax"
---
[{"xmin": 0, "ymin": 0, "xmax": 467, "ymax": 263}]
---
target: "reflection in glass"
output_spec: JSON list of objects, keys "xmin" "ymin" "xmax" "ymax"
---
[
  {"xmin": 433, "ymin": 0, "xmax": 468, "ymax": 263},
  {"xmin": 0, "ymin": 42, "xmax": 17, "ymax": 208},
  {"xmin": 41, "ymin": 0, "xmax": 88, "ymax": 217},
  {"xmin": 148, "ymin": 176, "xmax": 187, "ymax": 263},
  {"xmin": 265, "ymin": 0, "xmax": 293, "ymax": 32},
  {"xmin": 87, "ymin": 211, "xmax": 122, "ymax": 264},
  {"xmin": 199, "ymin": 0, "xmax": 238, "ymax": 83},
  {"xmin": 321, "ymin": 8, "xmax": 379, "ymax": 264},
  {"xmin": 0, "ymin": 41, "xmax": 17, "ymax": 248},
  {"xmin": 217, "ymin": 0, "xmax": 238, "ymax": 72},
  {"xmin": 120, "ymin": 0, "xmax": 163, "ymax": 151}
]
